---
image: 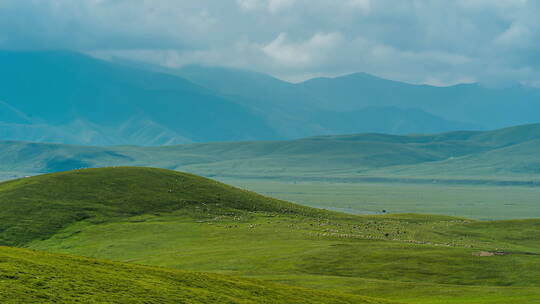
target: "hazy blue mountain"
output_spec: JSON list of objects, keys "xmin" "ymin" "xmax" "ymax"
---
[
  {"xmin": 114, "ymin": 61, "xmax": 325, "ymax": 139},
  {"xmin": 0, "ymin": 51, "xmax": 277, "ymax": 145},
  {"xmin": 0, "ymin": 119, "xmax": 192, "ymax": 146},
  {"xmin": 0, "ymin": 100, "xmax": 32, "ymax": 124},
  {"xmin": 143, "ymin": 63, "xmax": 479, "ymax": 137},
  {"xmin": 297, "ymin": 73, "xmax": 540, "ymax": 129},
  {"xmin": 174, "ymin": 65, "xmax": 308, "ymax": 109},
  {"xmin": 316, "ymin": 106, "xmax": 479, "ymax": 134},
  {"xmin": 3, "ymin": 51, "xmax": 539, "ymax": 146},
  {"xmin": 116, "ymin": 62, "xmax": 313, "ymax": 111},
  {"xmin": 161, "ymin": 64, "xmax": 540, "ymax": 133}
]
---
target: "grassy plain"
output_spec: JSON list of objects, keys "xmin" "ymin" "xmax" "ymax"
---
[
  {"xmin": 1, "ymin": 167, "xmax": 540, "ymax": 303},
  {"xmin": 222, "ymin": 179, "xmax": 540, "ymax": 220}
]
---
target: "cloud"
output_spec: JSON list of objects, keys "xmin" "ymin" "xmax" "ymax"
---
[
  {"xmin": 267, "ymin": 0, "xmax": 297, "ymax": 13},
  {"xmin": 237, "ymin": 0, "xmax": 264, "ymax": 11},
  {"xmin": 262, "ymin": 32, "xmax": 344, "ymax": 67},
  {"xmin": 1, "ymin": 0, "xmax": 540, "ymax": 86},
  {"xmin": 496, "ymin": 23, "xmax": 534, "ymax": 47},
  {"xmin": 237, "ymin": 0, "xmax": 297, "ymax": 13},
  {"xmin": 346, "ymin": 0, "xmax": 370, "ymax": 13}
]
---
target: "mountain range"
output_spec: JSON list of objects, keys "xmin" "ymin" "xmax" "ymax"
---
[
  {"xmin": 2, "ymin": 50, "xmax": 539, "ymax": 145},
  {"xmin": 0, "ymin": 51, "xmax": 276, "ymax": 145}
]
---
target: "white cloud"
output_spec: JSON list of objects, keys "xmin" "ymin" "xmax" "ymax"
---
[
  {"xmin": 237, "ymin": 0, "xmax": 264, "ymax": 11},
  {"xmin": 523, "ymin": 79, "xmax": 540, "ymax": 88},
  {"xmin": 495, "ymin": 22, "xmax": 533, "ymax": 47},
  {"xmin": 457, "ymin": 0, "xmax": 528, "ymax": 10},
  {"xmin": 2, "ymin": 0, "xmax": 540, "ymax": 85},
  {"xmin": 347, "ymin": 0, "xmax": 370, "ymax": 14},
  {"xmin": 237, "ymin": 0, "xmax": 296, "ymax": 13},
  {"xmin": 262, "ymin": 32, "xmax": 344, "ymax": 67},
  {"xmin": 268, "ymin": 0, "xmax": 297, "ymax": 13}
]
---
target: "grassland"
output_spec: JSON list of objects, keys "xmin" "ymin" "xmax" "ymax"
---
[
  {"xmin": 0, "ymin": 246, "xmax": 384, "ymax": 304},
  {"xmin": 1, "ymin": 167, "xmax": 538, "ymax": 303},
  {"xmin": 222, "ymin": 179, "xmax": 540, "ymax": 220},
  {"xmin": 26, "ymin": 209, "xmax": 540, "ymax": 303},
  {"xmin": 2, "ymin": 123, "xmax": 540, "ymax": 183},
  {"xmin": 0, "ymin": 167, "xmax": 318, "ymax": 246}
]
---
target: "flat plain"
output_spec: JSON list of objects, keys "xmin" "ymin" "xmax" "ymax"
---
[{"xmin": 222, "ymin": 179, "xmax": 540, "ymax": 220}]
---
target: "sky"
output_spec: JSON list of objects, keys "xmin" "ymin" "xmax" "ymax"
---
[{"xmin": 1, "ymin": 0, "xmax": 539, "ymax": 86}]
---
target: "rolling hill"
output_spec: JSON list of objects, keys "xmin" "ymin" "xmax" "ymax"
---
[
  {"xmin": 0, "ymin": 167, "xmax": 319, "ymax": 246},
  {"xmin": 1, "ymin": 123, "xmax": 540, "ymax": 181},
  {"xmin": 1, "ymin": 167, "xmax": 539, "ymax": 303}
]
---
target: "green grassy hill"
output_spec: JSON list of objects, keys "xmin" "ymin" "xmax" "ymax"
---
[
  {"xmin": 372, "ymin": 138, "xmax": 540, "ymax": 178},
  {"xmin": 1, "ymin": 167, "xmax": 539, "ymax": 303},
  {"xmin": 0, "ymin": 167, "xmax": 320, "ymax": 246},
  {"xmin": 0, "ymin": 246, "xmax": 383, "ymax": 304},
  {"xmin": 2, "ymin": 123, "xmax": 540, "ymax": 182}
]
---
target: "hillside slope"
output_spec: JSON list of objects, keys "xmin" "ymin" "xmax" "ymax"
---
[
  {"xmin": 0, "ymin": 246, "xmax": 383, "ymax": 304},
  {"xmin": 0, "ymin": 167, "xmax": 321, "ymax": 246},
  {"xmin": 367, "ymin": 124, "xmax": 540, "ymax": 178},
  {"xmin": 2, "ymin": 123, "xmax": 540, "ymax": 180},
  {"xmin": 2, "ymin": 168, "xmax": 539, "ymax": 304},
  {"xmin": 374, "ymin": 138, "xmax": 540, "ymax": 177}
]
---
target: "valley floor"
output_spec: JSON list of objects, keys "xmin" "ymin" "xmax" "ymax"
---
[{"xmin": 223, "ymin": 179, "xmax": 540, "ymax": 220}]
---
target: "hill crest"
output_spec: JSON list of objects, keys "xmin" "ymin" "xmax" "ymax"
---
[{"xmin": 0, "ymin": 167, "xmax": 322, "ymax": 246}]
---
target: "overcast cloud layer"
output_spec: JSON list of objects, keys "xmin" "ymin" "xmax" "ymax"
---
[{"xmin": 1, "ymin": 0, "xmax": 540, "ymax": 85}]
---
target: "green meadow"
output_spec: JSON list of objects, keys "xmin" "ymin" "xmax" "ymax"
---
[
  {"xmin": 28, "ymin": 211, "xmax": 540, "ymax": 303},
  {"xmin": 222, "ymin": 179, "xmax": 540, "ymax": 220},
  {"xmin": 1, "ymin": 246, "xmax": 379, "ymax": 304},
  {"xmin": 0, "ymin": 167, "xmax": 538, "ymax": 303},
  {"xmin": 3, "ymin": 123, "xmax": 540, "ymax": 183}
]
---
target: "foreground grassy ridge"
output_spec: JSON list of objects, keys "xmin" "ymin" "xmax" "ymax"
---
[
  {"xmin": 0, "ymin": 246, "xmax": 387, "ymax": 304},
  {"xmin": 3, "ymin": 168, "xmax": 540, "ymax": 303},
  {"xmin": 28, "ymin": 211, "xmax": 540, "ymax": 303},
  {"xmin": 0, "ymin": 167, "xmax": 322, "ymax": 246}
]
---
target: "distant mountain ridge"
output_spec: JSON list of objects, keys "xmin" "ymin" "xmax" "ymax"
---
[
  {"xmin": 0, "ymin": 50, "xmax": 277, "ymax": 145},
  {"xmin": 297, "ymin": 72, "xmax": 540, "ymax": 129},
  {"xmin": 148, "ymin": 62, "xmax": 483, "ymax": 137},
  {"xmin": 1, "ymin": 50, "xmax": 539, "ymax": 145},
  {"xmin": 139, "ymin": 62, "xmax": 540, "ymax": 136}
]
